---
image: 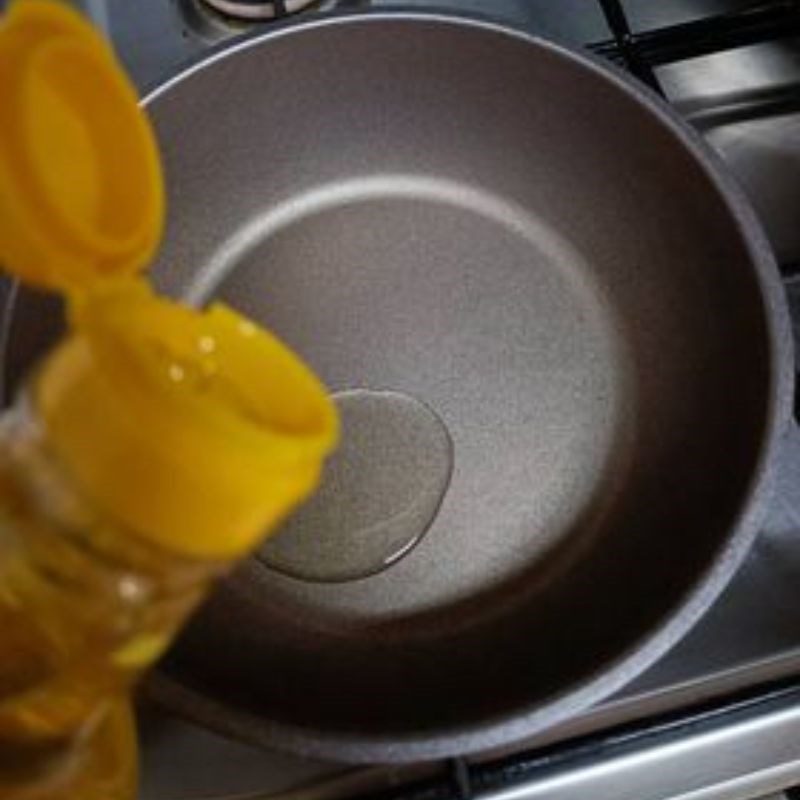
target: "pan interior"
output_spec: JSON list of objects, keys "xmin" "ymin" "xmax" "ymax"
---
[{"xmin": 186, "ymin": 175, "xmax": 631, "ymax": 619}]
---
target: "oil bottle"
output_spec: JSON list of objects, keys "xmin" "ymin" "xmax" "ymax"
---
[{"xmin": 0, "ymin": 2, "xmax": 338, "ymax": 797}]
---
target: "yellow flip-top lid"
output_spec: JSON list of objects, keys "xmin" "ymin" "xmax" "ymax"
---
[
  {"xmin": 0, "ymin": 0, "xmax": 338, "ymax": 557},
  {"xmin": 0, "ymin": 0, "xmax": 163, "ymax": 290}
]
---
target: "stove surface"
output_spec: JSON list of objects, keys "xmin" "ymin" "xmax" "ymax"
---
[{"xmin": 36, "ymin": 1, "xmax": 800, "ymax": 797}]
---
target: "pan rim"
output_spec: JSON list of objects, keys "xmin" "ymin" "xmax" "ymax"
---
[{"xmin": 143, "ymin": 9, "xmax": 795, "ymax": 762}]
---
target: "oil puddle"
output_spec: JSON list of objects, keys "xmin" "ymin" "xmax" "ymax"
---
[{"xmin": 259, "ymin": 389, "xmax": 453, "ymax": 582}]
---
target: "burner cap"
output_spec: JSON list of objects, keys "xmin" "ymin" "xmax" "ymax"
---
[{"xmin": 199, "ymin": 0, "xmax": 318, "ymax": 19}]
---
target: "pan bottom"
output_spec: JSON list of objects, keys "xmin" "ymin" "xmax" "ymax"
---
[{"xmin": 183, "ymin": 175, "xmax": 633, "ymax": 628}]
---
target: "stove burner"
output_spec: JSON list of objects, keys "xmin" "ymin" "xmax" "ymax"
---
[{"xmin": 199, "ymin": 0, "xmax": 318, "ymax": 20}]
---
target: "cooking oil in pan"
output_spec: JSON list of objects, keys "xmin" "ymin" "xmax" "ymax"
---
[{"xmin": 260, "ymin": 389, "xmax": 453, "ymax": 582}]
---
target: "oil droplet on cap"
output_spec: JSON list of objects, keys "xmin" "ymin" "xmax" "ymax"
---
[{"xmin": 259, "ymin": 389, "xmax": 453, "ymax": 583}]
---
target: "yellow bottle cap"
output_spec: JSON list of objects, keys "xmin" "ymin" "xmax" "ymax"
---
[
  {"xmin": 0, "ymin": 0, "xmax": 163, "ymax": 290},
  {"xmin": 0, "ymin": 1, "xmax": 338, "ymax": 557},
  {"xmin": 38, "ymin": 281, "xmax": 337, "ymax": 558}
]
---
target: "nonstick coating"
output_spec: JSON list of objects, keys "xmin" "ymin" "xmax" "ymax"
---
[{"xmin": 1, "ymin": 12, "xmax": 791, "ymax": 762}]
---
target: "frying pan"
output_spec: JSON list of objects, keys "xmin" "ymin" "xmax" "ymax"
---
[{"xmin": 1, "ymin": 11, "xmax": 792, "ymax": 763}]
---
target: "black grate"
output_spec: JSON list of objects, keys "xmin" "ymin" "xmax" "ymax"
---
[
  {"xmin": 594, "ymin": 0, "xmax": 664, "ymax": 92},
  {"xmin": 589, "ymin": 0, "xmax": 800, "ymax": 280},
  {"xmin": 589, "ymin": 0, "xmax": 800, "ymax": 123},
  {"xmin": 590, "ymin": 0, "xmax": 800, "ymax": 73}
]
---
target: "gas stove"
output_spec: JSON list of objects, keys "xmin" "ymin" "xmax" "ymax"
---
[{"xmin": 58, "ymin": 1, "xmax": 800, "ymax": 798}]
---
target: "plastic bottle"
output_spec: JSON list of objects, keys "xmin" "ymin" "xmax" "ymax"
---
[{"xmin": 0, "ymin": 2, "xmax": 338, "ymax": 797}]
